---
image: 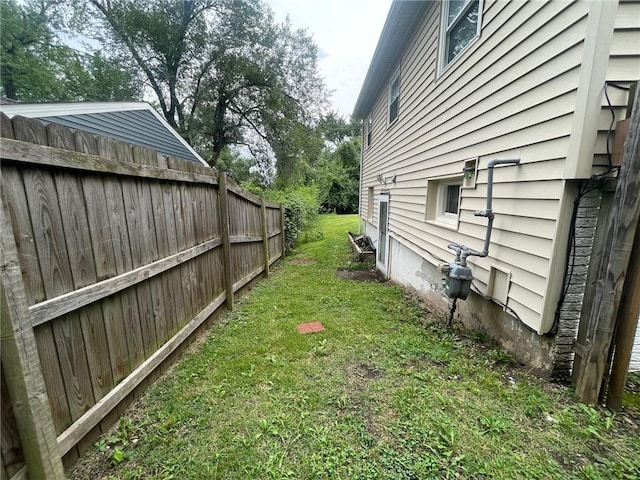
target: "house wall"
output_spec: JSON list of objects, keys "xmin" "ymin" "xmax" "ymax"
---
[
  {"xmin": 364, "ymin": 216, "xmax": 559, "ymax": 373},
  {"xmin": 631, "ymin": 314, "xmax": 640, "ymax": 372},
  {"xmin": 360, "ymin": 1, "xmax": 639, "ymax": 341}
]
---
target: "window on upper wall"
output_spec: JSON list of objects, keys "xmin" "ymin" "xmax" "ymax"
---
[
  {"xmin": 366, "ymin": 114, "xmax": 373, "ymax": 147},
  {"xmin": 388, "ymin": 69, "xmax": 400, "ymax": 124},
  {"xmin": 439, "ymin": 0, "xmax": 483, "ymax": 72}
]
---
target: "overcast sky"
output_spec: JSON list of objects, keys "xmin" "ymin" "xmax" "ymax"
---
[{"xmin": 267, "ymin": 0, "xmax": 393, "ymax": 118}]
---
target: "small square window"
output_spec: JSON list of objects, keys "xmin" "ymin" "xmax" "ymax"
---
[
  {"xmin": 440, "ymin": 0, "xmax": 483, "ymax": 72},
  {"xmin": 444, "ymin": 184, "xmax": 460, "ymax": 214},
  {"xmin": 388, "ymin": 69, "xmax": 400, "ymax": 124},
  {"xmin": 425, "ymin": 176, "xmax": 463, "ymax": 228}
]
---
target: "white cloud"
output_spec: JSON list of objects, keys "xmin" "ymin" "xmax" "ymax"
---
[{"xmin": 267, "ymin": 0, "xmax": 392, "ymax": 118}]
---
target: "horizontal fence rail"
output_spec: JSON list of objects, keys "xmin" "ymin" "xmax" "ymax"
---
[{"xmin": 0, "ymin": 113, "xmax": 285, "ymax": 479}]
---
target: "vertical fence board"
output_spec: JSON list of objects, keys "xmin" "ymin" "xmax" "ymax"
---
[
  {"xmin": 103, "ymin": 178, "xmax": 145, "ymax": 369},
  {"xmin": 151, "ymin": 183, "xmax": 173, "ymax": 345},
  {"xmin": 134, "ymin": 147, "xmax": 169, "ymax": 348},
  {"xmin": 122, "ymin": 178, "xmax": 157, "ymax": 357},
  {"xmin": 1, "ymin": 365, "xmax": 24, "ymax": 478},
  {"xmin": 173, "ymin": 182, "xmax": 194, "ymax": 322},
  {"xmin": 205, "ymin": 187, "xmax": 220, "ymax": 304},
  {"xmin": 46, "ymin": 123, "xmax": 76, "ymax": 151},
  {"xmin": 1, "ymin": 166, "xmax": 66, "ymax": 479},
  {"xmin": 23, "ymin": 167, "xmax": 95, "ymax": 429},
  {"xmin": 181, "ymin": 183, "xmax": 199, "ymax": 315},
  {"xmin": 12, "ymin": 116, "xmax": 47, "ymax": 145},
  {"xmin": 161, "ymin": 184, "xmax": 183, "ymax": 335},
  {"xmin": 55, "ymin": 166, "xmax": 114, "ymax": 448},
  {"xmin": 56, "ymin": 172, "xmax": 114, "ymax": 400},
  {"xmin": 218, "ymin": 172, "xmax": 234, "ymax": 309},
  {"xmin": 261, "ymin": 199, "xmax": 270, "ymax": 277},
  {"xmin": 196, "ymin": 186, "xmax": 212, "ymax": 306},
  {"xmin": 2, "ymin": 168, "xmax": 45, "ymax": 304},
  {"xmin": 32, "ymin": 323, "xmax": 71, "ymax": 434},
  {"xmin": 81, "ymin": 134, "xmax": 132, "ymax": 445},
  {"xmin": 1, "ymin": 112, "xmax": 14, "ymax": 139},
  {"xmin": 105, "ymin": 140, "xmax": 152, "ymax": 369},
  {"xmin": 99, "ymin": 139, "xmax": 145, "ymax": 370},
  {"xmin": 82, "ymin": 175, "xmax": 131, "ymax": 383},
  {"xmin": 73, "ymin": 131, "xmax": 98, "ymax": 156}
]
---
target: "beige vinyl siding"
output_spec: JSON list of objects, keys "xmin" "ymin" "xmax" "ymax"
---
[
  {"xmin": 594, "ymin": 0, "xmax": 640, "ymax": 167},
  {"xmin": 360, "ymin": 0, "xmax": 593, "ymax": 333}
]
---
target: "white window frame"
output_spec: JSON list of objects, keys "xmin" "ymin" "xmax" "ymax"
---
[
  {"xmin": 425, "ymin": 175, "xmax": 463, "ymax": 229},
  {"xmin": 438, "ymin": 0, "xmax": 484, "ymax": 74},
  {"xmin": 436, "ymin": 180, "xmax": 462, "ymax": 225},
  {"xmin": 388, "ymin": 68, "xmax": 400, "ymax": 125}
]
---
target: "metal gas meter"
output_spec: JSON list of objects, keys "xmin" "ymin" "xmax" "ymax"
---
[
  {"xmin": 439, "ymin": 258, "xmax": 473, "ymax": 300},
  {"xmin": 439, "ymin": 159, "xmax": 520, "ymax": 325}
]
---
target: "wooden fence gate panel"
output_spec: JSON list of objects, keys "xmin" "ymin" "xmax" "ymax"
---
[{"xmin": 0, "ymin": 114, "xmax": 285, "ymax": 479}]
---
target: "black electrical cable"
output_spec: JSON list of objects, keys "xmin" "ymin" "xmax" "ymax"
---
[
  {"xmin": 549, "ymin": 181, "xmax": 584, "ymax": 335},
  {"xmin": 606, "ymin": 82, "xmax": 631, "ymax": 91},
  {"xmin": 550, "ymin": 82, "xmax": 632, "ymax": 334},
  {"xmin": 469, "ymin": 280, "xmax": 528, "ymax": 329},
  {"xmin": 549, "ymin": 178, "xmax": 608, "ymax": 336},
  {"xmin": 424, "ymin": 248, "xmax": 448, "ymax": 263},
  {"xmin": 604, "ymin": 84, "xmax": 616, "ymax": 169},
  {"xmin": 600, "ymin": 81, "xmax": 631, "ymax": 176}
]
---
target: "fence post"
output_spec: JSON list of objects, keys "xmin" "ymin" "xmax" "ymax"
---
[
  {"xmin": 1, "ymin": 187, "xmax": 65, "ymax": 479},
  {"xmin": 218, "ymin": 171, "xmax": 234, "ymax": 310},
  {"xmin": 280, "ymin": 204, "xmax": 286, "ymax": 257},
  {"xmin": 261, "ymin": 199, "xmax": 270, "ymax": 277},
  {"xmin": 574, "ymin": 89, "xmax": 640, "ymax": 404},
  {"xmin": 606, "ymin": 216, "xmax": 640, "ymax": 411}
]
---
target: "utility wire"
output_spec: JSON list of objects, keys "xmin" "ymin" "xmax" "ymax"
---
[{"xmin": 550, "ymin": 82, "xmax": 632, "ymax": 334}]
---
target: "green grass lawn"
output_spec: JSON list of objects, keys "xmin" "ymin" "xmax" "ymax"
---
[{"xmin": 72, "ymin": 214, "xmax": 640, "ymax": 480}]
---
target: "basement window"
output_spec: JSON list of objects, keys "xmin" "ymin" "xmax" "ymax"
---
[{"xmin": 426, "ymin": 176, "xmax": 463, "ymax": 228}]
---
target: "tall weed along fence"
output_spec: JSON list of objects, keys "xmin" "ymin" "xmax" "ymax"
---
[{"xmin": 0, "ymin": 113, "xmax": 285, "ymax": 480}]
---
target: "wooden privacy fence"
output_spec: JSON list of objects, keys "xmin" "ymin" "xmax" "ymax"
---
[{"xmin": 0, "ymin": 114, "xmax": 285, "ymax": 480}]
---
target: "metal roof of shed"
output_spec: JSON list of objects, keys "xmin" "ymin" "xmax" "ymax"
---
[
  {"xmin": 352, "ymin": 0, "xmax": 431, "ymax": 119},
  {"xmin": 0, "ymin": 101, "xmax": 208, "ymax": 166}
]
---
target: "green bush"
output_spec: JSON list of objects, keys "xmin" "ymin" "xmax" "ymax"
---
[{"xmin": 245, "ymin": 184, "xmax": 321, "ymax": 251}]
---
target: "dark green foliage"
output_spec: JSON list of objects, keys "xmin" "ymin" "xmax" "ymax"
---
[
  {"xmin": 266, "ymin": 186, "xmax": 322, "ymax": 250},
  {"xmin": 319, "ymin": 138, "xmax": 361, "ymax": 214},
  {"xmin": 83, "ymin": 0, "xmax": 326, "ymax": 173},
  {"xmin": 0, "ymin": 0, "xmax": 140, "ymax": 101},
  {"xmin": 245, "ymin": 184, "xmax": 321, "ymax": 250},
  {"xmin": 215, "ymin": 148, "xmax": 261, "ymax": 185},
  {"xmin": 311, "ymin": 115, "xmax": 362, "ymax": 214},
  {"xmin": 318, "ymin": 111, "xmax": 361, "ymax": 146}
]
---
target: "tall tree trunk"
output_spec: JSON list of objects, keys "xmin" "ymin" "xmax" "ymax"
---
[
  {"xmin": 212, "ymin": 91, "xmax": 227, "ymax": 162},
  {"xmin": 3, "ymin": 82, "xmax": 17, "ymax": 100}
]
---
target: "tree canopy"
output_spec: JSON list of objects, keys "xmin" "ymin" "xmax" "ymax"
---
[
  {"xmin": 0, "ymin": 0, "xmax": 140, "ymax": 101},
  {"xmin": 79, "ymin": 0, "xmax": 327, "ymax": 180}
]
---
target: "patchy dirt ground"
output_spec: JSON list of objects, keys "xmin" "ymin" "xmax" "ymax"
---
[{"xmin": 335, "ymin": 269, "xmax": 384, "ymax": 282}]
